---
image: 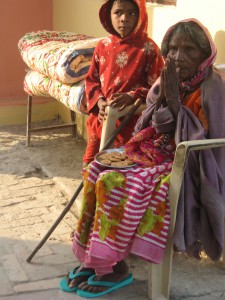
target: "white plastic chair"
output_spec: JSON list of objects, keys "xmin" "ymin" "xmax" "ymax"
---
[
  {"xmin": 101, "ymin": 105, "xmax": 225, "ymax": 300},
  {"xmin": 148, "ymin": 138, "xmax": 225, "ymax": 300}
]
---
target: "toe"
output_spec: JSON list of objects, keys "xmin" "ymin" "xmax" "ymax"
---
[
  {"xmin": 69, "ymin": 278, "xmax": 77, "ymax": 288},
  {"xmin": 77, "ymin": 281, "xmax": 87, "ymax": 289}
]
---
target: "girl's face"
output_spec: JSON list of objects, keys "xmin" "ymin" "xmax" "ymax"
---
[
  {"xmin": 110, "ymin": 0, "xmax": 139, "ymax": 38},
  {"xmin": 168, "ymin": 31, "xmax": 207, "ymax": 81}
]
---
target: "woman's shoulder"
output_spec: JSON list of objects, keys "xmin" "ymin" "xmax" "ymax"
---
[
  {"xmin": 201, "ymin": 66, "xmax": 225, "ymax": 111},
  {"xmin": 214, "ymin": 64, "xmax": 225, "ymax": 74},
  {"xmin": 203, "ymin": 66, "xmax": 225, "ymax": 90}
]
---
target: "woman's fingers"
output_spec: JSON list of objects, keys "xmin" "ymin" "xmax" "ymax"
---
[{"xmin": 164, "ymin": 57, "xmax": 179, "ymax": 100}]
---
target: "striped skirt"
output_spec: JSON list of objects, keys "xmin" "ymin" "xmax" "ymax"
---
[{"xmin": 73, "ymin": 160, "xmax": 173, "ymax": 275}]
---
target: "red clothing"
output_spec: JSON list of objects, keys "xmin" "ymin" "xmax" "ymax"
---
[{"xmin": 83, "ymin": 0, "xmax": 164, "ymax": 163}]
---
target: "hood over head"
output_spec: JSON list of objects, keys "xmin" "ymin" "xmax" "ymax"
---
[
  {"xmin": 161, "ymin": 18, "xmax": 217, "ymax": 75},
  {"xmin": 161, "ymin": 18, "xmax": 217, "ymax": 92},
  {"xmin": 99, "ymin": 0, "xmax": 148, "ymax": 40}
]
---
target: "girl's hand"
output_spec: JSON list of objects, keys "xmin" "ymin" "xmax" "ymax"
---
[
  {"xmin": 97, "ymin": 98, "xmax": 107, "ymax": 123},
  {"xmin": 108, "ymin": 93, "xmax": 133, "ymax": 111}
]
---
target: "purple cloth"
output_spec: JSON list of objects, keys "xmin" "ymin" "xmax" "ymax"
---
[{"xmin": 134, "ymin": 67, "xmax": 225, "ymax": 260}]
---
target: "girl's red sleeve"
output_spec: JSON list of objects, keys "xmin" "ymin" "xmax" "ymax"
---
[
  {"xmin": 85, "ymin": 45, "xmax": 104, "ymax": 113},
  {"xmin": 127, "ymin": 47, "xmax": 164, "ymax": 102}
]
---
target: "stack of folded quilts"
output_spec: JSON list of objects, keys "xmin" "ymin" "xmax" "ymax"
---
[{"xmin": 18, "ymin": 30, "xmax": 102, "ymax": 114}]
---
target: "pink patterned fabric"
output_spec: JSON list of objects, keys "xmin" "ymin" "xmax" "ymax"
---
[
  {"xmin": 18, "ymin": 30, "xmax": 102, "ymax": 84},
  {"xmin": 24, "ymin": 70, "xmax": 87, "ymax": 114},
  {"xmin": 73, "ymin": 160, "xmax": 173, "ymax": 275},
  {"xmin": 124, "ymin": 126, "xmax": 175, "ymax": 167}
]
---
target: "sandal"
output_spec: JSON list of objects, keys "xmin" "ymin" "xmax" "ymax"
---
[
  {"xmin": 59, "ymin": 266, "xmax": 94, "ymax": 293},
  {"xmin": 76, "ymin": 273, "xmax": 134, "ymax": 298}
]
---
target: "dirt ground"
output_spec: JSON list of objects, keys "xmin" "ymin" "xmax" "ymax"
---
[{"xmin": 0, "ymin": 122, "xmax": 86, "ymax": 217}]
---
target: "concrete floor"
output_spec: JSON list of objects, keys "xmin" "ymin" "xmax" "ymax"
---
[{"xmin": 0, "ymin": 124, "xmax": 225, "ymax": 300}]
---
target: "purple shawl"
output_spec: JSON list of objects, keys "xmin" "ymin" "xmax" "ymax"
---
[
  {"xmin": 135, "ymin": 66, "xmax": 225, "ymax": 260},
  {"xmin": 134, "ymin": 18, "xmax": 225, "ymax": 260},
  {"xmin": 174, "ymin": 67, "xmax": 225, "ymax": 260}
]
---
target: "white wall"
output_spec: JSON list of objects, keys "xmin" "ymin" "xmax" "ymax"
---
[
  {"xmin": 53, "ymin": 0, "xmax": 107, "ymax": 37},
  {"xmin": 54, "ymin": 0, "xmax": 225, "ymax": 64},
  {"xmin": 148, "ymin": 0, "xmax": 225, "ymax": 64}
]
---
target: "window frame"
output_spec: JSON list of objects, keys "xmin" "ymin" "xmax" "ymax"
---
[{"xmin": 146, "ymin": 0, "xmax": 177, "ymax": 7}]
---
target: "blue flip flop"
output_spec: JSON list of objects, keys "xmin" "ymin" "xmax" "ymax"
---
[
  {"xmin": 59, "ymin": 267, "xmax": 94, "ymax": 293},
  {"xmin": 76, "ymin": 273, "xmax": 134, "ymax": 298}
]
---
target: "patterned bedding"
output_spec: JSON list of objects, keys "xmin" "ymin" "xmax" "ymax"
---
[
  {"xmin": 19, "ymin": 30, "xmax": 102, "ymax": 114},
  {"xmin": 24, "ymin": 70, "xmax": 88, "ymax": 115},
  {"xmin": 18, "ymin": 30, "xmax": 102, "ymax": 84}
]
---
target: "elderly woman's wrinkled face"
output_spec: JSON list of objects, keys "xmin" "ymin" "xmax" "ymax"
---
[{"xmin": 168, "ymin": 31, "xmax": 207, "ymax": 82}]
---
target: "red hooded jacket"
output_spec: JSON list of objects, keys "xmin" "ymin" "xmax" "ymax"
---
[
  {"xmin": 83, "ymin": 0, "xmax": 164, "ymax": 163},
  {"xmin": 85, "ymin": 0, "xmax": 164, "ymax": 112}
]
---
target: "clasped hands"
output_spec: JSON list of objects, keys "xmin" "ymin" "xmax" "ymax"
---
[
  {"xmin": 97, "ymin": 93, "xmax": 133, "ymax": 123},
  {"xmin": 156, "ymin": 56, "xmax": 180, "ymax": 119}
]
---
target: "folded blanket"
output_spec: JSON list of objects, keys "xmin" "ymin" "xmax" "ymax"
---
[
  {"xmin": 24, "ymin": 70, "xmax": 88, "ymax": 115},
  {"xmin": 18, "ymin": 30, "xmax": 102, "ymax": 84}
]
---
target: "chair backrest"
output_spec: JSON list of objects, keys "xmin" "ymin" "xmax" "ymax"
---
[{"xmin": 100, "ymin": 103, "xmax": 146, "ymax": 150}]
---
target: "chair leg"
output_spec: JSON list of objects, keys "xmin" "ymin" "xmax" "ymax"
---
[
  {"xmin": 99, "ymin": 107, "xmax": 119, "ymax": 150},
  {"xmin": 147, "ymin": 237, "xmax": 173, "ymax": 300},
  {"xmin": 26, "ymin": 95, "xmax": 32, "ymax": 147},
  {"xmin": 223, "ymin": 215, "xmax": 225, "ymax": 267},
  {"xmin": 70, "ymin": 110, "xmax": 77, "ymax": 138},
  {"xmin": 99, "ymin": 102, "xmax": 146, "ymax": 150}
]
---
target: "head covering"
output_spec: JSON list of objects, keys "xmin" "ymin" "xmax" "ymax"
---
[
  {"xmin": 161, "ymin": 18, "xmax": 217, "ymax": 97},
  {"xmin": 99, "ymin": 0, "xmax": 148, "ymax": 40}
]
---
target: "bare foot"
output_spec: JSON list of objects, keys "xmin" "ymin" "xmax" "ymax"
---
[
  {"xmin": 78, "ymin": 260, "xmax": 129, "ymax": 294},
  {"xmin": 67, "ymin": 265, "xmax": 95, "ymax": 289},
  {"xmin": 70, "ymin": 230, "xmax": 75, "ymax": 241}
]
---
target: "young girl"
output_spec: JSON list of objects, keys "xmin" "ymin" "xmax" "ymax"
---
[{"xmin": 83, "ymin": 0, "xmax": 164, "ymax": 166}]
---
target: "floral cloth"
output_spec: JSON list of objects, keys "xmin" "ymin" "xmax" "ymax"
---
[
  {"xmin": 18, "ymin": 30, "xmax": 103, "ymax": 114},
  {"xmin": 73, "ymin": 159, "xmax": 173, "ymax": 275},
  {"xmin": 124, "ymin": 126, "xmax": 175, "ymax": 167},
  {"xmin": 18, "ymin": 30, "xmax": 102, "ymax": 84},
  {"xmin": 24, "ymin": 70, "xmax": 87, "ymax": 114}
]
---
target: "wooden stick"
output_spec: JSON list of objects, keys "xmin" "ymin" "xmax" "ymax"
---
[{"xmin": 26, "ymin": 98, "xmax": 143, "ymax": 262}]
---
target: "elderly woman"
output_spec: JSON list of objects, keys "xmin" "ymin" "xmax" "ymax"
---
[
  {"xmin": 135, "ymin": 18, "xmax": 225, "ymax": 261},
  {"xmin": 60, "ymin": 19, "xmax": 225, "ymax": 298}
]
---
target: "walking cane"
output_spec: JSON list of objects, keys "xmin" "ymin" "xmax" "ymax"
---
[{"xmin": 26, "ymin": 98, "xmax": 143, "ymax": 262}]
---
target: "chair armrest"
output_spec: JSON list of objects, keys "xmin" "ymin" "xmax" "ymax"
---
[{"xmin": 168, "ymin": 138, "xmax": 225, "ymax": 232}]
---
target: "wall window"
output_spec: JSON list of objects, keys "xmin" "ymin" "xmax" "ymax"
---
[{"xmin": 146, "ymin": 0, "xmax": 177, "ymax": 6}]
